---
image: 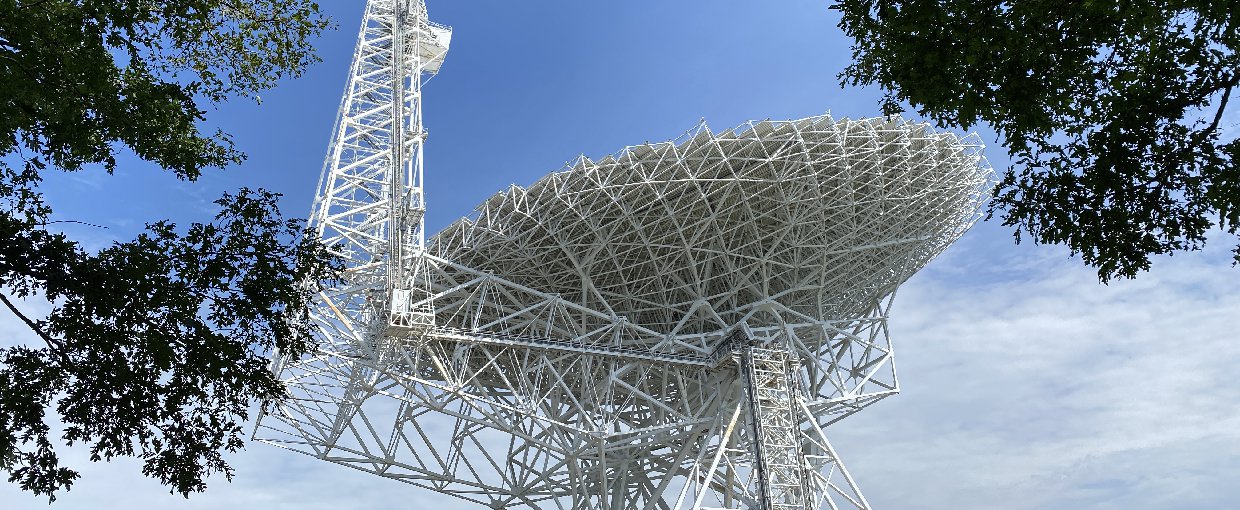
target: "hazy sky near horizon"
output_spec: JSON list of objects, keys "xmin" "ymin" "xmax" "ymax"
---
[{"xmin": 3, "ymin": 1, "xmax": 1239, "ymax": 509}]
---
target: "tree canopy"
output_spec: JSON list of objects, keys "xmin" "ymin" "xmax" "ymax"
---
[
  {"xmin": 833, "ymin": 0, "xmax": 1239, "ymax": 281},
  {"xmin": 0, "ymin": 0, "xmax": 338, "ymax": 500}
]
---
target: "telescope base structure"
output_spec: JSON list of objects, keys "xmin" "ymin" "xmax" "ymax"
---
[
  {"xmin": 258, "ymin": 265, "xmax": 895, "ymax": 510},
  {"xmin": 266, "ymin": 0, "xmax": 989, "ymax": 506}
]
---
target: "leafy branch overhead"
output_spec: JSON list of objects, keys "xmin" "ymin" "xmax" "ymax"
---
[
  {"xmin": 833, "ymin": 0, "xmax": 1239, "ymax": 281},
  {"xmin": 0, "ymin": 188, "xmax": 340, "ymax": 497},
  {"xmin": 0, "ymin": 0, "xmax": 338, "ymax": 500},
  {"xmin": 0, "ymin": 0, "xmax": 330, "ymax": 176}
]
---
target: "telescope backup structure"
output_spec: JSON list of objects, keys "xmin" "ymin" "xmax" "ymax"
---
[{"xmin": 255, "ymin": 1, "xmax": 991, "ymax": 509}]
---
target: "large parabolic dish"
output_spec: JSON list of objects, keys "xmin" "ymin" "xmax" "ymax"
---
[
  {"xmin": 433, "ymin": 115, "xmax": 987, "ymax": 341},
  {"xmin": 255, "ymin": 2, "xmax": 992, "ymax": 509}
]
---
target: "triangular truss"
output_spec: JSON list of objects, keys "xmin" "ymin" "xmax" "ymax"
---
[{"xmin": 255, "ymin": 2, "xmax": 991, "ymax": 509}]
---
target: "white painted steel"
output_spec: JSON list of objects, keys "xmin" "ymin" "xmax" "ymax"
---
[{"xmin": 255, "ymin": 1, "xmax": 991, "ymax": 509}]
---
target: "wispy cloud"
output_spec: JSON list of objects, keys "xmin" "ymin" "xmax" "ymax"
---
[
  {"xmin": 2, "ymin": 226, "xmax": 1236, "ymax": 509},
  {"xmin": 830, "ymin": 227, "xmax": 1240, "ymax": 509}
]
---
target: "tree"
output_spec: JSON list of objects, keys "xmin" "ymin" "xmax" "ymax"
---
[
  {"xmin": 0, "ymin": 0, "xmax": 339, "ymax": 500},
  {"xmin": 832, "ymin": 0, "xmax": 1239, "ymax": 281}
]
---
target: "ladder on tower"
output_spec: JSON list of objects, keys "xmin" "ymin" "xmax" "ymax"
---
[{"xmin": 742, "ymin": 346, "xmax": 811, "ymax": 510}]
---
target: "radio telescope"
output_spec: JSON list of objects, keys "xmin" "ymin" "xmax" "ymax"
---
[{"xmin": 254, "ymin": 1, "xmax": 991, "ymax": 509}]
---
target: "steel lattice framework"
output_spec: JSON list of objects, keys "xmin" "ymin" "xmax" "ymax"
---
[{"xmin": 255, "ymin": 1, "xmax": 992, "ymax": 509}]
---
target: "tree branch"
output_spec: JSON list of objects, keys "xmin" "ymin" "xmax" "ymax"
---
[
  {"xmin": 1204, "ymin": 73, "xmax": 1235, "ymax": 137},
  {"xmin": 0, "ymin": 292, "xmax": 70, "ymax": 365}
]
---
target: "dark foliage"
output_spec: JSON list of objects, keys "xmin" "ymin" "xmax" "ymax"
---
[
  {"xmin": 834, "ymin": 0, "xmax": 1239, "ymax": 280},
  {"xmin": 0, "ymin": 0, "xmax": 339, "ymax": 500}
]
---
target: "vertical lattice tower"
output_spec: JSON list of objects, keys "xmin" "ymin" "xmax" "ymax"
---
[
  {"xmin": 274, "ymin": 0, "xmax": 449, "ymax": 466},
  {"xmin": 308, "ymin": 0, "xmax": 448, "ymax": 337}
]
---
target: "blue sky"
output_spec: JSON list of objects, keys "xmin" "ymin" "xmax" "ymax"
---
[{"xmin": 3, "ymin": 1, "xmax": 1239, "ymax": 509}]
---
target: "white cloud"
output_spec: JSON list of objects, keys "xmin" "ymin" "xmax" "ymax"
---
[
  {"xmin": 829, "ymin": 224, "xmax": 1240, "ymax": 510},
  {"xmin": 3, "ymin": 225, "xmax": 1237, "ymax": 509}
]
